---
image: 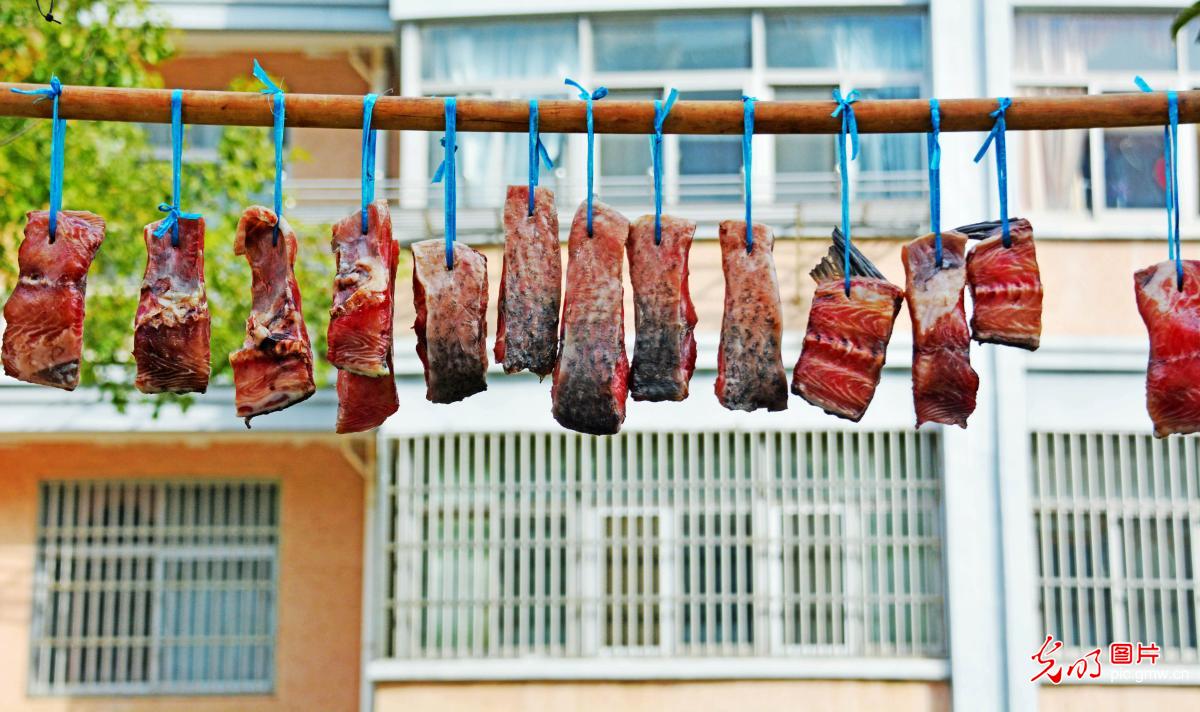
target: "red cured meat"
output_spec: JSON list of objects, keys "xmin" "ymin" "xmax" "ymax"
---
[
  {"xmin": 134, "ymin": 216, "xmax": 210, "ymax": 394},
  {"xmin": 229, "ymin": 206, "xmax": 316, "ymax": 425},
  {"xmin": 328, "ymin": 199, "xmax": 396, "ymax": 377},
  {"xmin": 336, "ymin": 367, "xmax": 399, "ymax": 433},
  {"xmin": 2, "ymin": 210, "xmax": 106, "ymax": 390},
  {"xmin": 552, "ymin": 201, "xmax": 631, "ymax": 434},
  {"xmin": 903, "ymin": 230, "xmax": 979, "ymax": 428},
  {"xmin": 715, "ymin": 220, "xmax": 788, "ymax": 412},
  {"xmin": 627, "ymin": 214, "xmax": 697, "ymax": 402},
  {"xmin": 412, "ymin": 239, "xmax": 489, "ymax": 404},
  {"xmin": 964, "ymin": 218, "xmax": 1043, "ymax": 350},
  {"xmin": 495, "ymin": 185, "xmax": 561, "ymax": 377},
  {"xmin": 1135, "ymin": 259, "xmax": 1200, "ymax": 437}
]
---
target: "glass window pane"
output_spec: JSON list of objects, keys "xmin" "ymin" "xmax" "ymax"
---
[
  {"xmin": 1014, "ymin": 13, "xmax": 1175, "ymax": 73},
  {"xmin": 421, "ymin": 20, "xmax": 579, "ymax": 83},
  {"xmin": 774, "ymin": 87, "xmax": 838, "ymax": 201},
  {"xmin": 599, "ymin": 89, "xmax": 658, "ymax": 203},
  {"xmin": 1019, "ymin": 87, "xmax": 1091, "ymax": 212},
  {"xmin": 593, "ymin": 13, "xmax": 750, "ymax": 71},
  {"xmin": 1104, "ymin": 127, "xmax": 1166, "ymax": 209},
  {"xmin": 679, "ymin": 90, "xmax": 743, "ymax": 203},
  {"xmin": 765, "ymin": 13, "xmax": 927, "ymax": 71},
  {"xmin": 858, "ymin": 87, "xmax": 924, "ymax": 199}
]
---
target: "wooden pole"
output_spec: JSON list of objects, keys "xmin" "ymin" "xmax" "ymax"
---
[{"xmin": 2, "ymin": 82, "xmax": 1198, "ymax": 134}]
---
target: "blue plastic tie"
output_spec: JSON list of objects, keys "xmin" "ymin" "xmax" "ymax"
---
[
  {"xmin": 12, "ymin": 76, "xmax": 65, "ymax": 242},
  {"xmin": 527, "ymin": 99, "xmax": 553, "ymax": 216},
  {"xmin": 431, "ymin": 97, "xmax": 457, "ymax": 270},
  {"xmin": 832, "ymin": 88, "xmax": 860, "ymax": 296},
  {"xmin": 650, "ymin": 88, "xmax": 678, "ymax": 245},
  {"xmin": 742, "ymin": 95, "xmax": 756, "ymax": 252},
  {"xmin": 1135, "ymin": 76, "xmax": 1183, "ymax": 289},
  {"xmin": 152, "ymin": 89, "xmax": 201, "ymax": 247},
  {"xmin": 972, "ymin": 97, "xmax": 1012, "ymax": 248},
  {"xmin": 564, "ymin": 78, "xmax": 608, "ymax": 235},
  {"xmin": 928, "ymin": 98, "xmax": 942, "ymax": 267},
  {"xmin": 253, "ymin": 59, "xmax": 286, "ymax": 246},
  {"xmin": 360, "ymin": 93, "xmax": 378, "ymax": 234}
]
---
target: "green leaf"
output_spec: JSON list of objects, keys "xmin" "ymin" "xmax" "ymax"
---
[{"xmin": 1172, "ymin": 2, "xmax": 1200, "ymax": 39}]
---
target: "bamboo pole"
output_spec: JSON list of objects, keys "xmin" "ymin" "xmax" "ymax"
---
[{"xmin": 2, "ymin": 82, "xmax": 1199, "ymax": 134}]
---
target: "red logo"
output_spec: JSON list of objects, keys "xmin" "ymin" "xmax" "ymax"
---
[{"xmin": 1032, "ymin": 635, "xmax": 1159, "ymax": 684}]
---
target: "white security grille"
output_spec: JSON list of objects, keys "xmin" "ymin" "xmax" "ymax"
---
[
  {"xmin": 1032, "ymin": 433, "xmax": 1200, "ymax": 663},
  {"xmin": 29, "ymin": 481, "xmax": 279, "ymax": 695},
  {"xmin": 381, "ymin": 430, "xmax": 945, "ymax": 661}
]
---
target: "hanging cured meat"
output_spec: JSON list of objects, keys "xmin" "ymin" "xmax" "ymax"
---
[
  {"xmin": 552, "ymin": 201, "xmax": 631, "ymax": 434},
  {"xmin": 133, "ymin": 216, "xmax": 210, "ymax": 394},
  {"xmin": 2, "ymin": 210, "xmax": 106, "ymax": 390},
  {"xmin": 229, "ymin": 206, "xmax": 316, "ymax": 424},
  {"xmin": 715, "ymin": 220, "xmax": 788, "ymax": 412},
  {"xmin": 412, "ymin": 239, "xmax": 489, "ymax": 404},
  {"xmin": 495, "ymin": 185, "xmax": 561, "ymax": 377},
  {"xmin": 792, "ymin": 228, "xmax": 903, "ymax": 422},
  {"xmin": 627, "ymin": 214, "xmax": 697, "ymax": 402},
  {"xmin": 330, "ymin": 200, "xmax": 399, "ymax": 433},
  {"xmin": 1135, "ymin": 260, "xmax": 1200, "ymax": 437},
  {"xmin": 960, "ymin": 218, "xmax": 1043, "ymax": 350},
  {"xmin": 903, "ymin": 230, "xmax": 979, "ymax": 428}
]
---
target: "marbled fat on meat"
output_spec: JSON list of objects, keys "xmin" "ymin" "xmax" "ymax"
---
[
  {"xmin": 412, "ymin": 239, "xmax": 489, "ymax": 404},
  {"xmin": 496, "ymin": 185, "xmax": 561, "ymax": 377},
  {"xmin": 966, "ymin": 218, "xmax": 1043, "ymax": 350},
  {"xmin": 2, "ymin": 210, "xmax": 106, "ymax": 390},
  {"xmin": 1135, "ymin": 259, "xmax": 1200, "ymax": 437},
  {"xmin": 627, "ymin": 214, "xmax": 697, "ymax": 402}
]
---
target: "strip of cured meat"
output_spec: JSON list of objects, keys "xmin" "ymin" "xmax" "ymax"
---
[
  {"xmin": 552, "ymin": 201, "xmax": 631, "ymax": 434},
  {"xmin": 133, "ymin": 216, "xmax": 210, "ymax": 394},
  {"xmin": 715, "ymin": 220, "xmax": 788, "ymax": 412},
  {"xmin": 627, "ymin": 213, "xmax": 697, "ymax": 402},
  {"xmin": 1135, "ymin": 259, "xmax": 1200, "ymax": 437},
  {"xmin": 412, "ymin": 239, "xmax": 489, "ymax": 404},
  {"xmin": 792, "ymin": 228, "xmax": 903, "ymax": 422},
  {"xmin": 903, "ymin": 230, "xmax": 979, "ymax": 428},
  {"xmin": 495, "ymin": 185, "xmax": 561, "ymax": 377},
  {"xmin": 961, "ymin": 218, "xmax": 1043, "ymax": 350},
  {"xmin": 229, "ymin": 206, "xmax": 316, "ymax": 425},
  {"xmin": 2, "ymin": 210, "xmax": 106, "ymax": 390}
]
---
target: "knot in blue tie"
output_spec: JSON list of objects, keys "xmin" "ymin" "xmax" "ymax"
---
[
  {"xmin": 831, "ymin": 88, "xmax": 860, "ymax": 160},
  {"xmin": 153, "ymin": 203, "xmax": 201, "ymax": 247}
]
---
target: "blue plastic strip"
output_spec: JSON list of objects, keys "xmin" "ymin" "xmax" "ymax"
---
[
  {"xmin": 650, "ymin": 88, "xmax": 678, "ymax": 245},
  {"xmin": 927, "ymin": 98, "xmax": 942, "ymax": 267},
  {"xmin": 360, "ymin": 93, "xmax": 378, "ymax": 234},
  {"xmin": 742, "ymin": 95, "xmax": 756, "ymax": 252},
  {"xmin": 431, "ymin": 97, "xmax": 458, "ymax": 270},
  {"xmin": 564, "ymin": 78, "xmax": 608, "ymax": 235},
  {"xmin": 152, "ymin": 89, "xmax": 201, "ymax": 247},
  {"xmin": 527, "ymin": 99, "xmax": 554, "ymax": 216},
  {"xmin": 12, "ymin": 76, "xmax": 65, "ymax": 241},
  {"xmin": 832, "ymin": 88, "xmax": 860, "ymax": 296},
  {"xmin": 253, "ymin": 59, "xmax": 286, "ymax": 246},
  {"xmin": 972, "ymin": 97, "xmax": 1012, "ymax": 248},
  {"xmin": 1137, "ymin": 76, "xmax": 1184, "ymax": 288}
]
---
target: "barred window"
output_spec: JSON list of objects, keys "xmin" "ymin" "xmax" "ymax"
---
[
  {"xmin": 29, "ymin": 481, "xmax": 279, "ymax": 695},
  {"xmin": 382, "ymin": 430, "xmax": 946, "ymax": 662}
]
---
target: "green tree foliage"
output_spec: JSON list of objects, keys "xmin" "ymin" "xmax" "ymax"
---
[{"xmin": 0, "ymin": 1, "xmax": 332, "ymax": 411}]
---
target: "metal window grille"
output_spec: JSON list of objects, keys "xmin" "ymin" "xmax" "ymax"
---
[
  {"xmin": 29, "ymin": 481, "xmax": 279, "ymax": 695},
  {"xmin": 1032, "ymin": 432, "xmax": 1200, "ymax": 664},
  {"xmin": 381, "ymin": 430, "xmax": 945, "ymax": 661}
]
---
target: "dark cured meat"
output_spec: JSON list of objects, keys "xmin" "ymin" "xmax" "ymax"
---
[
  {"xmin": 229, "ymin": 206, "xmax": 316, "ymax": 425},
  {"xmin": 715, "ymin": 220, "xmax": 788, "ymax": 412},
  {"xmin": 412, "ymin": 239, "xmax": 489, "ymax": 404},
  {"xmin": 134, "ymin": 216, "xmax": 210, "ymax": 394},
  {"xmin": 2, "ymin": 210, "xmax": 106, "ymax": 390},
  {"xmin": 1135, "ymin": 259, "xmax": 1200, "ymax": 437},
  {"xmin": 963, "ymin": 218, "xmax": 1043, "ymax": 350},
  {"xmin": 552, "ymin": 201, "xmax": 631, "ymax": 434},
  {"xmin": 627, "ymin": 213, "xmax": 697, "ymax": 402},
  {"xmin": 495, "ymin": 185, "xmax": 561, "ymax": 377},
  {"xmin": 903, "ymin": 230, "xmax": 978, "ymax": 428}
]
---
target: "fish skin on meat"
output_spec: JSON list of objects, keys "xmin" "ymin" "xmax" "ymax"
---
[
  {"xmin": 552, "ymin": 201, "xmax": 631, "ymax": 434},
  {"xmin": 411, "ymin": 239, "xmax": 489, "ymax": 404},
  {"xmin": 715, "ymin": 220, "xmax": 788, "ymax": 413},
  {"xmin": 627, "ymin": 213, "xmax": 697, "ymax": 402},
  {"xmin": 134, "ymin": 216, "xmax": 210, "ymax": 394},
  {"xmin": 963, "ymin": 218, "xmax": 1043, "ymax": 351},
  {"xmin": 2, "ymin": 210, "xmax": 106, "ymax": 390},
  {"xmin": 229, "ymin": 206, "xmax": 316, "ymax": 425},
  {"xmin": 903, "ymin": 230, "xmax": 979, "ymax": 428},
  {"xmin": 1135, "ymin": 259, "xmax": 1200, "ymax": 437},
  {"xmin": 495, "ymin": 185, "xmax": 561, "ymax": 377}
]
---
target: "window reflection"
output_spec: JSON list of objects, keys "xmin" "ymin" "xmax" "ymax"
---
[
  {"xmin": 593, "ymin": 14, "xmax": 751, "ymax": 72},
  {"xmin": 765, "ymin": 13, "xmax": 927, "ymax": 71}
]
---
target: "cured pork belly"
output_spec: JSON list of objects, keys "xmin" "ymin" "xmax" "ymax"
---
[
  {"xmin": 134, "ymin": 216, "xmax": 210, "ymax": 394},
  {"xmin": 903, "ymin": 230, "xmax": 979, "ymax": 428},
  {"xmin": 792, "ymin": 229, "xmax": 902, "ymax": 422},
  {"xmin": 412, "ymin": 239, "xmax": 489, "ymax": 404},
  {"xmin": 961, "ymin": 218, "xmax": 1042, "ymax": 350},
  {"xmin": 552, "ymin": 201, "xmax": 631, "ymax": 434},
  {"xmin": 495, "ymin": 185, "xmax": 561, "ymax": 377},
  {"xmin": 627, "ymin": 214, "xmax": 697, "ymax": 402},
  {"xmin": 715, "ymin": 220, "xmax": 788, "ymax": 412},
  {"xmin": 229, "ymin": 206, "xmax": 316, "ymax": 424},
  {"xmin": 1135, "ymin": 260, "xmax": 1200, "ymax": 437},
  {"xmin": 2, "ymin": 210, "xmax": 105, "ymax": 390}
]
